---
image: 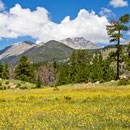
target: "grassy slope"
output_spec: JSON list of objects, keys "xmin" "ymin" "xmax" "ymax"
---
[{"xmin": 0, "ymin": 84, "xmax": 130, "ymax": 129}]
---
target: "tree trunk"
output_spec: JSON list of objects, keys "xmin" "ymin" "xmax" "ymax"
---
[{"xmin": 116, "ymin": 34, "xmax": 120, "ymax": 80}]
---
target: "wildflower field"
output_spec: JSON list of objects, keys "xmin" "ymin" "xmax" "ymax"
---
[{"xmin": 0, "ymin": 84, "xmax": 130, "ymax": 130}]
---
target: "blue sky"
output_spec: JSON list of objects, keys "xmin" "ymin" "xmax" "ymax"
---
[{"xmin": 0, "ymin": 0, "xmax": 130, "ymax": 50}]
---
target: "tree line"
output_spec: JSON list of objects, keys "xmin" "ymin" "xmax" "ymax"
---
[
  {"xmin": 0, "ymin": 14, "xmax": 130, "ymax": 87},
  {"xmin": 1, "ymin": 46, "xmax": 130, "ymax": 87},
  {"xmin": 0, "ymin": 45, "xmax": 130, "ymax": 87}
]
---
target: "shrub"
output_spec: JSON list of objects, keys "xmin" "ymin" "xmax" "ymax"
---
[
  {"xmin": 19, "ymin": 86, "xmax": 28, "ymax": 90},
  {"xmin": 21, "ymin": 81, "xmax": 26, "ymax": 84},
  {"xmin": 16, "ymin": 83, "xmax": 21, "ymax": 88},
  {"xmin": 0, "ymin": 86, "xmax": 6, "ymax": 90},
  {"xmin": 53, "ymin": 86, "xmax": 59, "ymax": 91},
  {"xmin": 0, "ymin": 98, "xmax": 6, "ymax": 102},
  {"xmin": 100, "ymin": 79, "xmax": 105, "ymax": 83},
  {"xmin": 35, "ymin": 80, "xmax": 42, "ymax": 88},
  {"xmin": 0, "ymin": 86, "xmax": 3, "ymax": 90},
  {"xmin": 118, "ymin": 78, "xmax": 130, "ymax": 86},
  {"xmin": 5, "ymin": 81, "xmax": 9, "ymax": 85},
  {"xmin": 64, "ymin": 96, "xmax": 71, "ymax": 101},
  {"xmin": 0, "ymin": 82, "xmax": 2, "ymax": 86}
]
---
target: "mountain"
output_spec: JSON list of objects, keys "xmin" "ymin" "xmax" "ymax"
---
[
  {"xmin": 1, "ymin": 40, "xmax": 74, "ymax": 65},
  {"xmin": 0, "ymin": 37, "xmax": 98, "ymax": 64},
  {"xmin": 0, "ymin": 41, "xmax": 35, "ymax": 60},
  {"xmin": 60, "ymin": 37, "xmax": 97, "ymax": 49}
]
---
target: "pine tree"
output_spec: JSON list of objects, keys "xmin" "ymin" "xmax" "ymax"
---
[
  {"xmin": 90, "ymin": 52, "xmax": 115, "ymax": 82},
  {"xmin": 69, "ymin": 50, "xmax": 92, "ymax": 83},
  {"xmin": 15, "ymin": 56, "xmax": 34, "ymax": 82},
  {"xmin": 102, "ymin": 59, "xmax": 115, "ymax": 82},
  {"xmin": 0, "ymin": 63, "xmax": 3, "ymax": 79},
  {"xmin": 106, "ymin": 14, "xmax": 130, "ymax": 80},
  {"xmin": 69, "ymin": 50, "xmax": 77, "ymax": 82},
  {"xmin": 56, "ymin": 64, "xmax": 70, "ymax": 86},
  {"xmin": 2, "ymin": 63, "xmax": 9, "ymax": 79},
  {"xmin": 36, "ymin": 75, "xmax": 42, "ymax": 88},
  {"xmin": 125, "ymin": 43, "xmax": 130, "ymax": 72},
  {"xmin": 90, "ymin": 53, "xmax": 104, "ymax": 82}
]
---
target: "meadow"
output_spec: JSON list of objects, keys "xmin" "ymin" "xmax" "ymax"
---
[{"xmin": 0, "ymin": 83, "xmax": 130, "ymax": 130}]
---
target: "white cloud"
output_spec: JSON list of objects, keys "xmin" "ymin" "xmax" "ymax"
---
[
  {"xmin": 110, "ymin": 0, "xmax": 128, "ymax": 8},
  {"xmin": 99, "ymin": 8, "xmax": 114, "ymax": 18},
  {"xmin": 61, "ymin": 16, "xmax": 70, "ymax": 24},
  {"xmin": 0, "ymin": 4, "xmax": 110, "ymax": 44},
  {"xmin": 0, "ymin": 0, "xmax": 5, "ymax": 11}
]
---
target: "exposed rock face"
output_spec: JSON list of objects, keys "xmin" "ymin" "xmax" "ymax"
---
[
  {"xmin": 0, "ymin": 40, "xmax": 74, "ymax": 65},
  {"xmin": 0, "ymin": 37, "xmax": 98, "ymax": 62},
  {"xmin": 60, "ymin": 37, "xmax": 97, "ymax": 49},
  {"xmin": 0, "ymin": 41, "xmax": 35, "ymax": 60}
]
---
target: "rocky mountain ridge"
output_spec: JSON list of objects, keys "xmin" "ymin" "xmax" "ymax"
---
[
  {"xmin": 60, "ymin": 37, "xmax": 97, "ymax": 49},
  {"xmin": 1, "ymin": 40, "xmax": 74, "ymax": 65},
  {"xmin": 0, "ymin": 41, "xmax": 36, "ymax": 60},
  {"xmin": 0, "ymin": 37, "xmax": 97, "ymax": 61}
]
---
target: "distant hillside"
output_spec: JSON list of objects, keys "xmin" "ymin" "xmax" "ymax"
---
[{"xmin": 1, "ymin": 40, "xmax": 74, "ymax": 65}]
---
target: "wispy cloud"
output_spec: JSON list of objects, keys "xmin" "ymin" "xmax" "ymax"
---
[
  {"xmin": 0, "ymin": 0, "xmax": 5, "ymax": 11},
  {"xmin": 99, "ymin": 8, "xmax": 115, "ymax": 18}
]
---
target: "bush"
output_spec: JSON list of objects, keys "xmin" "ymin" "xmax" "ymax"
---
[
  {"xmin": 19, "ymin": 86, "xmax": 28, "ymax": 90},
  {"xmin": 0, "ymin": 98, "xmax": 6, "ymax": 102},
  {"xmin": 0, "ymin": 82, "xmax": 2, "ymax": 86},
  {"xmin": 64, "ymin": 96, "xmax": 71, "ymax": 101},
  {"xmin": 16, "ymin": 83, "xmax": 21, "ymax": 88},
  {"xmin": 53, "ymin": 86, "xmax": 59, "ymax": 91},
  {"xmin": 118, "ymin": 78, "xmax": 130, "ymax": 86},
  {"xmin": 35, "ymin": 80, "xmax": 42, "ymax": 88},
  {"xmin": 0, "ymin": 86, "xmax": 3, "ymax": 90},
  {"xmin": 100, "ymin": 79, "xmax": 105, "ymax": 83},
  {"xmin": 21, "ymin": 81, "xmax": 26, "ymax": 84},
  {"xmin": 5, "ymin": 81, "xmax": 9, "ymax": 84},
  {"xmin": 0, "ymin": 86, "xmax": 6, "ymax": 90}
]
